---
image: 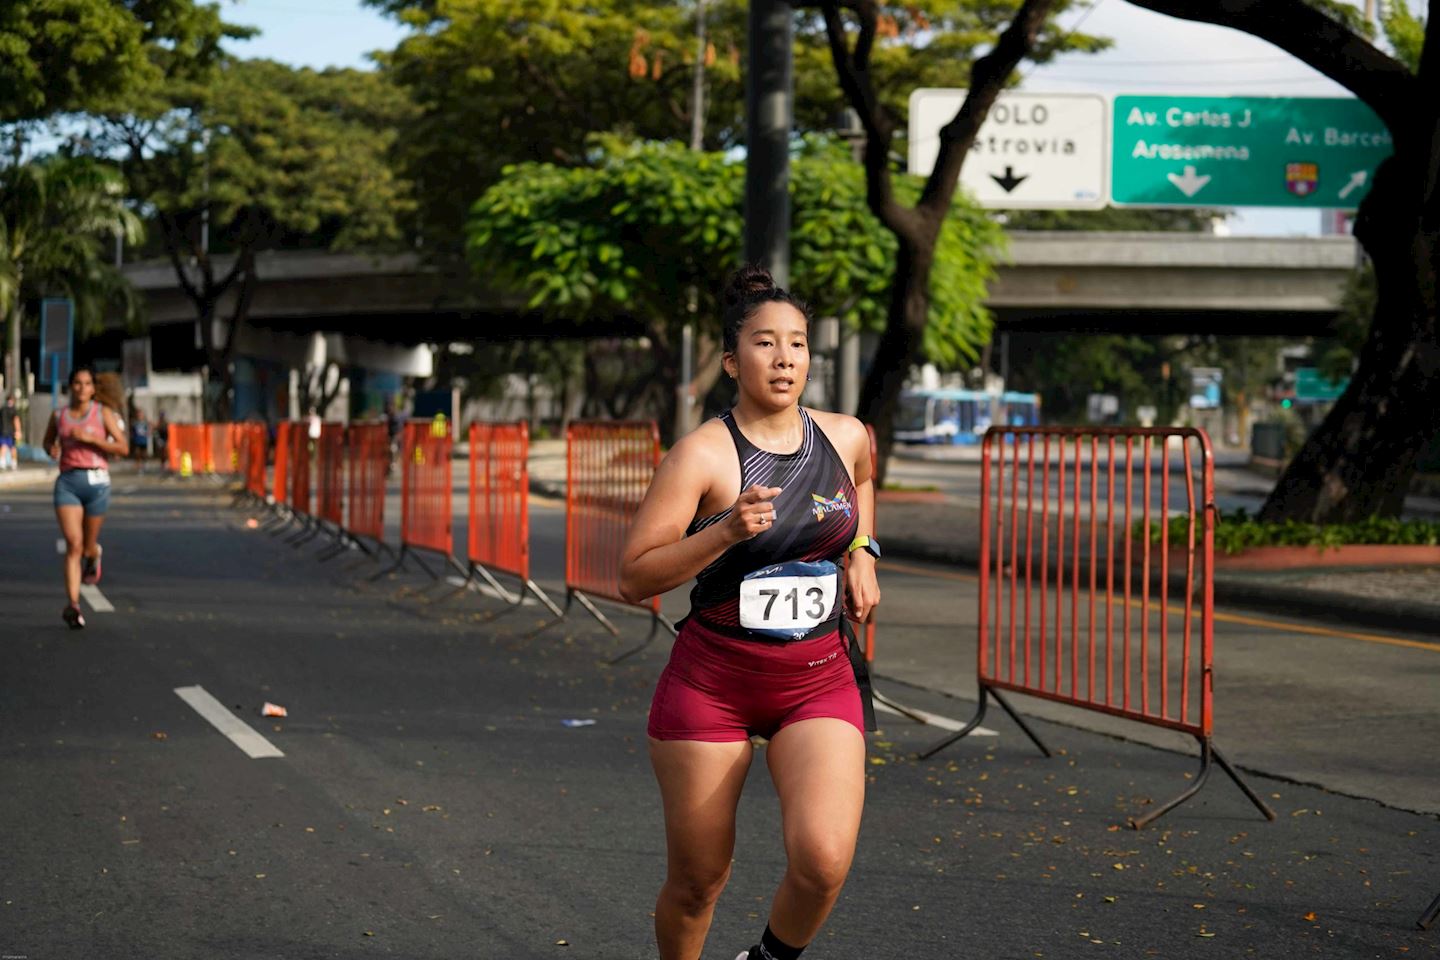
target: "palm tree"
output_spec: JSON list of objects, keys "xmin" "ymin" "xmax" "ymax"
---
[{"xmin": 1, "ymin": 156, "xmax": 143, "ymax": 394}]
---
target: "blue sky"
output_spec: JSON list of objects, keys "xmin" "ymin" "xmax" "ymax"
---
[
  {"xmin": 222, "ymin": 0, "xmax": 406, "ymax": 70},
  {"xmin": 219, "ymin": 0, "xmax": 1378, "ymax": 236}
]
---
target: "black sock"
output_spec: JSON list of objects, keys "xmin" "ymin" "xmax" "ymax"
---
[{"xmin": 749, "ymin": 924, "xmax": 805, "ymax": 960}]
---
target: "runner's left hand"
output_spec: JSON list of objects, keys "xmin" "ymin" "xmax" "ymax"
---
[{"xmin": 844, "ymin": 552, "xmax": 880, "ymax": 623}]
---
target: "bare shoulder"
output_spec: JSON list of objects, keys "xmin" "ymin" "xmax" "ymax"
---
[
  {"xmin": 651, "ymin": 417, "xmax": 734, "ymax": 496},
  {"xmin": 664, "ymin": 417, "xmax": 732, "ymax": 470},
  {"xmin": 806, "ymin": 408, "xmax": 868, "ymax": 457}
]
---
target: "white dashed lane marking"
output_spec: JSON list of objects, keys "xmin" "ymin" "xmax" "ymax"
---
[
  {"xmin": 873, "ymin": 698, "xmax": 998, "ymax": 736},
  {"xmin": 174, "ymin": 685, "xmax": 285, "ymax": 759},
  {"xmin": 79, "ymin": 584, "xmax": 114, "ymax": 612}
]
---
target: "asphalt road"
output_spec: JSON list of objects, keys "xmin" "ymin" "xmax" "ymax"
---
[{"xmin": 1, "ymin": 476, "xmax": 1437, "ymax": 958}]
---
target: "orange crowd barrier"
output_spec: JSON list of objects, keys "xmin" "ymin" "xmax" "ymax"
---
[
  {"xmin": 289, "ymin": 422, "xmax": 313, "ymax": 518},
  {"xmin": 462, "ymin": 422, "xmax": 562, "ymax": 617},
  {"xmin": 207, "ymin": 423, "xmax": 241, "ymax": 475},
  {"xmin": 316, "ymin": 423, "xmax": 345, "ymax": 528},
  {"xmin": 271, "ymin": 422, "xmax": 292, "ymax": 508},
  {"xmin": 346, "ymin": 422, "xmax": 390, "ymax": 550},
  {"xmin": 166, "ymin": 424, "xmax": 208, "ymax": 477},
  {"xmin": 373, "ymin": 418, "xmax": 460, "ymax": 580},
  {"xmin": 534, "ymin": 420, "xmax": 675, "ymax": 654},
  {"xmin": 921, "ymin": 426, "xmax": 1275, "ymax": 829},
  {"xmin": 242, "ymin": 424, "xmax": 267, "ymax": 500}
]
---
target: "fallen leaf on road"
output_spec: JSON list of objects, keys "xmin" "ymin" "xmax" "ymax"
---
[
  {"xmin": 554, "ymin": 939, "xmax": 569, "ymax": 946},
  {"xmin": 151, "ymin": 732, "xmax": 167, "ymax": 741},
  {"xmin": 1303, "ymin": 911, "xmax": 1317, "ymax": 921}
]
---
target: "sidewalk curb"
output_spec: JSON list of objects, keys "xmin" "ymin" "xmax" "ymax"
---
[
  {"xmin": 0, "ymin": 468, "xmax": 57, "ymax": 490},
  {"xmin": 885, "ymin": 535, "xmax": 1440, "ymax": 638}
]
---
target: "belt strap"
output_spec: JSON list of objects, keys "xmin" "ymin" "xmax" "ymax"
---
[{"xmin": 840, "ymin": 616, "xmax": 877, "ymax": 732}]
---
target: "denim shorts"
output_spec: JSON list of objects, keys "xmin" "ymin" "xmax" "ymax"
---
[{"xmin": 54, "ymin": 468, "xmax": 111, "ymax": 515}]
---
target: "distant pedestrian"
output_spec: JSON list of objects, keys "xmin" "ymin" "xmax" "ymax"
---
[
  {"xmin": 130, "ymin": 410, "xmax": 151, "ymax": 465},
  {"xmin": 0, "ymin": 392, "xmax": 20, "ymax": 470},
  {"xmin": 42, "ymin": 366, "xmax": 128, "ymax": 629},
  {"xmin": 619, "ymin": 264, "xmax": 881, "ymax": 960},
  {"xmin": 154, "ymin": 411, "xmax": 169, "ymax": 464}
]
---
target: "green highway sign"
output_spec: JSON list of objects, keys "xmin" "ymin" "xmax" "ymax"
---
[
  {"xmin": 1111, "ymin": 96, "xmax": 1393, "ymax": 209},
  {"xmin": 1294, "ymin": 367, "xmax": 1349, "ymax": 403}
]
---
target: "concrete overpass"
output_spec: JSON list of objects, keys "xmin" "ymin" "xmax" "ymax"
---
[{"xmin": 120, "ymin": 231, "xmax": 1360, "ymax": 346}]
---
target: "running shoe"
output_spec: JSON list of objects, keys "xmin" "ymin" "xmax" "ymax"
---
[
  {"xmin": 82, "ymin": 546, "xmax": 102, "ymax": 585},
  {"xmin": 62, "ymin": 604, "xmax": 85, "ymax": 630}
]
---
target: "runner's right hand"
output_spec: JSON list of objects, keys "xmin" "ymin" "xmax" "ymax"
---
[{"xmin": 725, "ymin": 484, "xmax": 783, "ymax": 543}]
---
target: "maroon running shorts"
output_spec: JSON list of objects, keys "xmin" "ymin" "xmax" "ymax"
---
[{"xmin": 647, "ymin": 617, "xmax": 864, "ymax": 742}]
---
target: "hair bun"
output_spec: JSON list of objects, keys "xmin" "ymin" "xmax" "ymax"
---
[{"xmin": 722, "ymin": 263, "xmax": 777, "ymax": 311}]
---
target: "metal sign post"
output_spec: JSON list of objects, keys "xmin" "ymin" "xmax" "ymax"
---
[{"xmin": 38, "ymin": 297, "xmax": 74, "ymax": 391}]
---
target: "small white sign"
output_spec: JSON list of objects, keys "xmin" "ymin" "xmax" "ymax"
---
[{"xmin": 908, "ymin": 90, "xmax": 1109, "ymax": 210}]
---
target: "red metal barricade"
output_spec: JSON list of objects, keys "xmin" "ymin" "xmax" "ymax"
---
[
  {"xmin": 548, "ymin": 420, "xmax": 677, "ymax": 652},
  {"xmin": 289, "ymin": 422, "xmax": 312, "ymax": 517},
  {"xmin": 464, "ymin": 421, "xmax": 562, "ymax": 615},
  {"xmin": 400, "ymin": 418, "xmax": 453, "ymax": 558},
  {"xmin": 272, "ymin": 422, "xmax": 292, "ymax": 507},
  {"xmin": 167, "ymin": 424, "xmax": 208, "ymax": 476},
  {"xmin": 243, "ymin": 424, "xmax": 268, "ymax": 499},
  {"xmin": 316, "ymin": 423, "xmax": 346, "ymax": 527},
  {"xmin": 468, "ymin": 421, "xmax": 531, "ymax": 579},
  {"xmin": 983, "ymin": 427, "xmax": 1212, "ymax": 738},
  {"xmin": 207, "ymin": 422, "xmax": 240, "ymax": 475},
  {"xmin": 346, "ymin": 422, "xmax": 388, "ymax": 544},
  {"xmin": 923, "ymin": 426, "xmax": 1274, "ymax": 828}
]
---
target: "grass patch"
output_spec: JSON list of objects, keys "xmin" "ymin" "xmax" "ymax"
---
[
  {"xmin": 1137, "ymin": 510, "xmax": 1440, "ymax": 555},
  {"xmin": 882, "ymin": 481, "xmax": 941, "ymax": 493}
]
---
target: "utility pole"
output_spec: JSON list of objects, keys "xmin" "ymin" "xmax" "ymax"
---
[
  {"xmin": 744, "ymin": 0, "xmax": 793, "ymax": 288},
  {"xmin": 689, "ymin": 0, "xmax": 708, "ymax": 152},
  {"xmin": 676, "ymin": 0, "xmax": 709, "ymax": 440}
]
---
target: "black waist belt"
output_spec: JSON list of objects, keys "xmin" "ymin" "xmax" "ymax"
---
[{"xmin": 840, "ymin": 616, "xmax": 877, "ymax": 732}]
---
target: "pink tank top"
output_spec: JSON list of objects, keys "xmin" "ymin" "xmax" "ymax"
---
[{"xmin": 57, "ymin": 402, "xmax": 109, "ymax": 472}]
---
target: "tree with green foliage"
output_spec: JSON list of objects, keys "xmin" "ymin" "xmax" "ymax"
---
[
  {"xmin": 2, "ymin": 0, "xmax": 245, "ymax": 133},
  {"xmin": 800, "ymin": 0, "xmax": 1092, "ymax": 479},
  {"xmin": 467, "ymin": 136, "xmax": 1003, "ymax": 440},
  {"xmin": 368, "ymin": 0, "xmax": 1103, "ymax": 259},
  {"xmin": 1116, "ymin": 0, "xmax": 1436, "ymax": 522},
  {"xmin": 87, "ymin": 59, "xmax": 415, "ymax": 418},
  {"xmin": 1, "ymin": 157, "xmax": 143, "ymax": 392}
]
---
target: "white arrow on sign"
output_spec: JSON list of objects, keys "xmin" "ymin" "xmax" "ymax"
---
[
  {"xmin": 1337, "ymin": 170, "xmax": 1367, "ymax": 201},
  {"xmin": 1167, "ymin": 166, "xmax": 1211, "ymax": 198}
]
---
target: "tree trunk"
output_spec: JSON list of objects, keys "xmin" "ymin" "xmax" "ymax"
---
[
  {"xmin": 858, "ymin": 241, "xmax": 936, "ymax": 486},
  {"xmin": 1260, "ymin": 145, "xmax": 1439, "ymax": 522},
  {"xmin": 5, "ymin": 296, "xmax": 20, "ymax": 398}
]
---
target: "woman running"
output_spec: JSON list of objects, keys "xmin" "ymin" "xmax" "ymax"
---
[
  {"xmin": 43, "ymin": 365, "xmax": 128, "ymax": 629},
  {"xmin": 620, "ymin": 264, "xmax": 881, "ymax": 960}
]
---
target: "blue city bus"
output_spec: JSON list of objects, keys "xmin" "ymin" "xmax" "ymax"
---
[{"xmin": 894, "ymin": 388, "xmax": 1042, "ymax": 445}]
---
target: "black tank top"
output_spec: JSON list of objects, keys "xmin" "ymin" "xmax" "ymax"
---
[{"xmin": 686, "ymin": 408, "xmax": 859, "ymax": 643}]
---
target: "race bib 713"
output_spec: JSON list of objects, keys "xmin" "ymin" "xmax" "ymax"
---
[{"xmin": 739, "ymin": 560, "xmax": 838, "ymax": 641}]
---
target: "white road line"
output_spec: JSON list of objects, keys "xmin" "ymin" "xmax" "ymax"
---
[
  {"xmin": 873, "ymin": 698, "xmax": 999, "ymax": 736},
  {"xmin": 79, "ymin": 584, "xmax": 114, "ymax": 612},
  {"xmin": 444, "ymin": 576, "xmax": 536, "ymax": 605},
  {"xmin": 173, "ymin": 685, "xmax": 285, "ymax": 759}
]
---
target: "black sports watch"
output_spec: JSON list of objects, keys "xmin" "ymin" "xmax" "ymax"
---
[{"xmin": 848, "ymin": 535, "xmax": 881, "ymax": 560}]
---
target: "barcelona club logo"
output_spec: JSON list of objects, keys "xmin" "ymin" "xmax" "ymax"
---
[
  {"xmin": 810, "ymin": 489, "xmax": 853, "ymax": 523},
  {"xmin": 1285, "ymin": 162, "xmax": 1319, "ymax": 197}
]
